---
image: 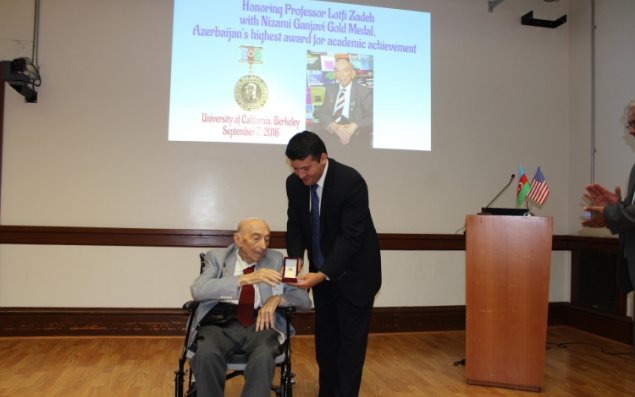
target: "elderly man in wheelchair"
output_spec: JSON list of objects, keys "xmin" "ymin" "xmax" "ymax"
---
[{"xmin": 184, "ymin": 217, "xmax": 311, "ymax": 397}]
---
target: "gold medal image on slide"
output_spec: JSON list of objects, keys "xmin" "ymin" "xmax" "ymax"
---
[
  {"xmin": 235, "ymin": 75, "xmax": 268, "ymax": 111},
  {"xmin": 235, "ymin": 45, "xmax": 268, "ymax": 111}
]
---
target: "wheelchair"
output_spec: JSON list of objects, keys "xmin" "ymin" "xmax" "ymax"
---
[{"xmin": 174, "ymin": 253, "xmax": 297, "ymax": 397}]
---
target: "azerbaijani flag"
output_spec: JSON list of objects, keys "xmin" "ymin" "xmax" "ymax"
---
[{"xmin": 517, "ymin": 167, "xmax": 531, "ymax": 207}]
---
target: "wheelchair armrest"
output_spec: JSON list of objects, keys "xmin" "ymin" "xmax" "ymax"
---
[
  {"xmin": 184, "ymin": 301, "xmax": 292, "ymax": 316},
  {"xmin": 182, "ymin": 300, "xmax": 199, "ymax": 312},
  {"xmin": 276, "ymin": 305, "xmax": 296, "ymax": 315},
  {"xmin": 276, "ymin": 305, "xmax": 296, "ymax": 324}
]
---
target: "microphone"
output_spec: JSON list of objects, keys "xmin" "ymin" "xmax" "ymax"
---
[{"xmin": 484, "ymin": 174, "xmax": 516, "ymax": 209}]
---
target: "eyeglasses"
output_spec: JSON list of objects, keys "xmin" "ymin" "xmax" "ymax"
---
[{"xmin": 628, "ymin": 120, "xmax": 635, "ymax": 129}]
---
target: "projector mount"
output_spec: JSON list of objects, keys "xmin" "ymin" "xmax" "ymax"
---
[{"xmin": 488, "ymin": 0, "xmax": 567, "ymax": 29}]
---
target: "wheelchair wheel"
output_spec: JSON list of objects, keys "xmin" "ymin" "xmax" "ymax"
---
[
  {"xmin": 276, "ymin": 383, "xmax": 292, "ymax": 397},
  {"xmin": 185, "ymin": 382, "xmax": 196, "ymax": 397},
  {"xmin": 277, "ymin": 371, "xmax": 294, "ymax": 397}
]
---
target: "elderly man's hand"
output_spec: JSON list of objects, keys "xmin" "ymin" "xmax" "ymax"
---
[
  {"xmin": 240, "ymin": 268, "xmax": 282, "ymax": 287},
  {"xmin": 255, "ymin": 295, "xmax": 282, "ymax": 331},
  {"xmin": 582, "ymin": 205, "xmax": 607, "ymax": 228},
  {"xmin": 584, "ymin": 184, "xmax": 621, "ymax": 206}
]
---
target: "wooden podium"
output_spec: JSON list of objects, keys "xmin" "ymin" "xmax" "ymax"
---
[{"xmin": 465, "ymin": 214, "xmax": 552, "ymax": 392}]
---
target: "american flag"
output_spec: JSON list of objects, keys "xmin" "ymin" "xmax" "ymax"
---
[{"xmin": 527, "ymin": 166, "xmax": 550, "ymax": 205}]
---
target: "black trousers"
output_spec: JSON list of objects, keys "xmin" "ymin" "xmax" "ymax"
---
[{"xmin": 313, "ymin": 281, "xmax": 374, "ymax": 397}]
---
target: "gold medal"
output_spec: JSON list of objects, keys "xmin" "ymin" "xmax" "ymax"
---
[
  {"xmin": 235, "ymin": 46, "xmax": 268, "ymax": 111},
  {"xmin": 234, "ymin": 75, "xmax": 268, "ymax": 111}
]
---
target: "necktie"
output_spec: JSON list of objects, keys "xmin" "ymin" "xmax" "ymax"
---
[
  {"xmin": 237, "ymin": 265, "xmax": 255, "ymax": 327},
  {"xmin": 333, "ymin": 88, "xmax": 346, "ymax": 122},
  {"xmin": 311, "ymin": 184, "xmax": 325, "ymax": 268}
]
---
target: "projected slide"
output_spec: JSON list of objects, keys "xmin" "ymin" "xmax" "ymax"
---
[{"xmin": 169, "ymin": 0, "xmax": 431, "ymax": 150}]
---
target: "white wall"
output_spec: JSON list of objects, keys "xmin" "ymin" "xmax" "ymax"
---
[{"xmin": 2, "ymin": 0, "xmax": 618, "ymax": 308}]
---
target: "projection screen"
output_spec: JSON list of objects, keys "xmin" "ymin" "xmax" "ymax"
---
[{"xmin": 169, "ymin": 0, "xmax": 431, "ymax": 151}]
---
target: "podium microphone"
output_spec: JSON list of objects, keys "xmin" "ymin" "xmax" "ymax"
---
[{"xmin": 483, "ymin": 174, "xmax": 516, "ymax": 209}]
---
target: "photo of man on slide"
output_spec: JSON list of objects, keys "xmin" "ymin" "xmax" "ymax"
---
[{"xmin": 308, "ymin": 53, "xmax": 374, "ymax": 147}]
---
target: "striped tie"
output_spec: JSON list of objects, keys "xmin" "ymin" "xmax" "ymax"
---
[{"xmin": 333, "ymin": 88, "xmax": 346, "ymax": 122}]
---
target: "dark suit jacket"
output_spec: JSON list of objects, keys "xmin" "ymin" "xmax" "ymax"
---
[
  {"xmin": 285, "ymin": 158, "xmax": 382, "ymax": 306},
  {"xmin": 604, "ymin": 163, "xmax": 635, "ymax": 293},
  {"xmin": 315, "ymin": 81, "xmax": 373, "ymax": 146}
]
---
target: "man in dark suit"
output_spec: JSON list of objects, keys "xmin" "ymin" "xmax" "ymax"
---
[
  {"xmin": 582, "ymin": 99, "xmax": 635, "ymax": 345},
  {"xmin": 315, "ymin": 59, "xmax": 373, "ymax": 147},
  {"xmin": 284, "ymin": 130, "xmax": 382, "ymax": 397}
]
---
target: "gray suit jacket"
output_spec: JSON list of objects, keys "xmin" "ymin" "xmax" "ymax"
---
[
  {"xmin": 187, "ymin": 244, "xmax": 312, "ymax": 349},
  {"xmin": 315, "ymin": 81, "xmax": 373, "ymax": 146},
  {"xmin": 603, "ymin": 163, "xmax": 635, "ymax": 293},
  {"xmin": 317, "ymin": 82, "xmax": 373, "ymax": 130}
]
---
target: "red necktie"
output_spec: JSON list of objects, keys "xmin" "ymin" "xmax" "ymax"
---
[{"xmin": 237, "ymin": 265, "xmax": 256, "ymax": 327}]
